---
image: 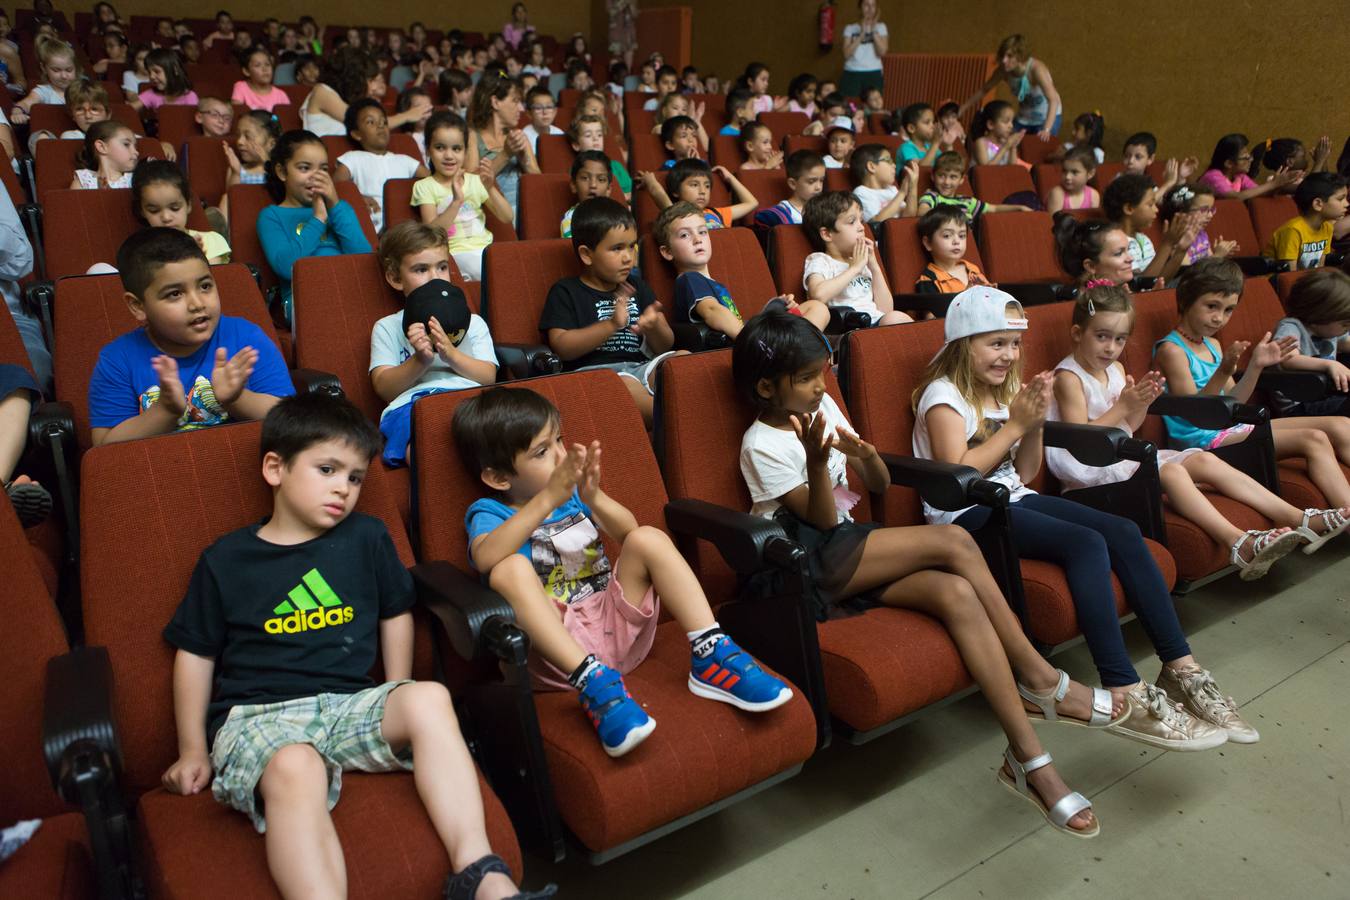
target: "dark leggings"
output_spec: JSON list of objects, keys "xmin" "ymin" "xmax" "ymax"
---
[{"xmin": 955, "ymin": 493, "xmax": 1190, "ymax": 687}]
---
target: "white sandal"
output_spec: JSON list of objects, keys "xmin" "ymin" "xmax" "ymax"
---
[
  {"xmin": 996, "ymin": 746, "xmax": 1099, "ymax": 839},
  {"xmin": 1018, "ymin": 669, "xmax": 1124, "ymax": 728},
  {"xmin": 1229, "ymin": 528, "xmax": 1304, "ymax": 580},
  {"xmin": 1295, "ymin": 507, "xmax": 1350, "ymax": 555}
]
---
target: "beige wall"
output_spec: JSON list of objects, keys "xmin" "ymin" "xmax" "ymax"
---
[{"xmin": 655, "ymin": 0, "xmax": 1347, "ymax": 163}]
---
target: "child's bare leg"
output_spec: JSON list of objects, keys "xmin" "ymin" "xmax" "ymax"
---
[
  {"xmin": 839, "ymin": 525, "xmax": 1120, "ymax": 722},
  {"xmin": 488, "ymin": 554, "xmax": 587, "ymax": 674},
  {"xmin": 1285, "ymin": 415, "xmax": 1350, "ymax": 467},
  {"xmin": 258, "ymin": 744, "xmax": 346, "ymax": 900},
  {"xmin": 1176, "ymin": 453, "xmax": 1308, "ymax": 528},
  {"xmin": 1271, "ymin": 422, "xmax": 1350, "ymax": 507},
  {"xmin": 381, "ymin": 683, "xmax": 518, "ymax": 900},
  {"xmin": 876, "ymin": 568, "xmax": 1093, "ymax": 832},
  {"xmin": 798, "ymin": 300, "xmax": 831, "ymax": 332},
  {"xmin": 620, "ymin": 377, "xmax": 654, "ymax": 428},
  {"xmin": 877, "ymin": 311, "xmax": 912, "ymax": 326},
  {"xmin": 613, "ymin": 525, "xmax": 715, "ymax": 632},
  {"xmin": 1159, "ymin": 460, "xmax": 1247, "ymax": 547},
  {"xmin": 0, "ymin": 391, "xmax": 33, "ymax": 483}
]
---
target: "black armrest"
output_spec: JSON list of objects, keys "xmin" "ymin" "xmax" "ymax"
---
[
  {"xmin": 670, "ymin": 322, "xmax": 731, "ymax": 352},
  {"xmin": 1043, "ymin": 420, "xmax": 1153, "ymax": 466},
  {"xmin": 895, "ymin": 291, "xmax": 954, "ymax": 317},
  {"xmin": 997, "ymin": 282, "xmax": 1060, "ymax": 306},
  {"xmin": 243, "ymin": 262, "xmax": 264, "ymax": 292},
  {"xmin": 1256, "ymin": 368, "xmax": 1330, "ymax": 401},
  {"xmin": 29, "ymin": 400, "xmax": 74, "ymax": 451},
  {"xmin": 411, "ymin": 560, "xmax": 526, "ymax": 664},
  {"xmin": 22, "ymin": 280, "xmax": 55, "ymax": 346},
  {"xmin": 664, "ymin": 497, "xmax": 805, "ymax": 575},
  {"xmin": 1148, "ymin": 393, "xmax": 1240, "ymax": 428},
  {"xmin": 1231, "ymin": 255, "xmax": 1278, "ymax": 276},
  {"xmin": 42, "ymin": 647, "xmax": 122, "ymax": 802},
  {"xmin": 289, "ymin": 368, "xmax": 344, "ymax": 398},
  {"xmin": 1326, "ymin": 252, "xmax": 1345, "ymax": 269},
  {"xmin": 880, "ymin": 452, "xmax": 1007, "ymax": 511},
  {"xmin": 825, "ymin": 307, "xmax": 873, "ymax": 334},
  {"xmin": 496, "ymin": 343, "xmax": 562, "ymax": 381}
]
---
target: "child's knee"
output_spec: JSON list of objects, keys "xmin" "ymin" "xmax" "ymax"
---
[
  {"xmin": 392, "ymin": 682, "xmax": 458, "ymax": 732},
  {"xmin": 261, "ymin": 744, "xmax": 326, "ymax": 796},
  {"xmin": 488, "ymin": 553, "xmax": 539, "ymax": 596},
  {"xmin": 935, "ymin": 524, "xmax": 980, "ymax": 560},
  {"xmin": 1303, "ymin": 428, "xmax": 1333, "ymax": 453},
  {"xmin": 933, "ymin": 573, "xmax": 981, "ymax": 622},
  {"xmin": 623, "ymin": 524, "xmax": 673, "ymax": 557}
]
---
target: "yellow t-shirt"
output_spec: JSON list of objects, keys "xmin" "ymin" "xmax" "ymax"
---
[
  {"xmin": 189, "ymin": 229, "xmax": 232, "ymax": 264},
  {"xmin": 1265, "ymin": 215, "xmax": 1333, "ymax": 269},
  {"xmin": 409, "ymin": 174, "xmax": 492, "ymax": 254}
]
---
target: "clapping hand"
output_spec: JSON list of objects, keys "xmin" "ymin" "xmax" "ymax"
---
[
  {"xmin": 150, "ymin": 355, "xmax": 187, "ymax": 418},
  {"xmin": 1250, "ymin": 332, "xmax": 1298, "ymax": 368},
  {"xmin": 833, "ymin": 425, "xmax": 876, "ymax": 460},
  {"xmin": 1119, "ymin": 370, "xmax": 1165, "ymax": 415},
  {"xmin": 476, "ymin": 157, "xmax": 496, "ymax": 190},
  {"xmin": 1212, "ymin": 235, "xmax": 1239, "ymax": 258},
  {"xmin": 610, "ymin": 281, "xmax": 635, "ymax": 330},
  {"xmin": 1009, "ymin": 371, "xmax": 1052, "ymax": 429},
  {"xmin": 632, "ymin": 301, "xmax": 665, "ymax": 337},
  {"xmin": 578, "ymin": 440, "xmax": 603, "ymax": 504},
  {"xmin": 210, "ymin": 346, "xmax": 258, "ymax": 408},
  {"xmin": 406, "ymin": 321, "xmax": 435, "ymax": 364},
  {"xmin": 790, "ymin": 410, "xmax": 833, "ymax": 469}
]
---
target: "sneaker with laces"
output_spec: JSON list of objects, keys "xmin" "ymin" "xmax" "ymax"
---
[
  {"xmin": 1156, "ymin": 666, "xmax": 1259, "ymax": 744},
  {"xmin": 576, "ymin": 664, "xmax": 655, "ymax": 757},
  {"xmin": 689, "ymin": 636, "xmax": 793, "ymax": 711},
  {"xmin": 1105, "ymin": 682, "xmax": 1228, "ymax": 751}
]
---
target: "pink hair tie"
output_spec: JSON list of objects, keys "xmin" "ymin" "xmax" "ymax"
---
[{"xmin": 1082, "ymin": 278, "xmax": 1115, "ymax": 290}]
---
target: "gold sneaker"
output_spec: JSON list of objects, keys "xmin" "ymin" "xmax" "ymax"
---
[
  {"xmin": 1156, "ymin": 666, "xmax": 1260, "ymax": 744},
  {"xmin": 1105, "ymin": 682, "xmax": 1228, "ymax": 751}
]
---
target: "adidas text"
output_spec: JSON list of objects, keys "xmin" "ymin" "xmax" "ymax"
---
[{"xmin": 265, "ymin": 606, "xmax": 354, "ymax": 634}]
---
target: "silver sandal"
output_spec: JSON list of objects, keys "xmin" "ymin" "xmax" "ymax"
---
[
  {"xmin": 1295, "ymin": 507, "xmax": 1350, "ymax": 555},
  {"xmin": 1018, "ymin": 668, "xmax": 1123, "ymax": 728},
  {"xmin": 996, "ymin": 746, "xmax": 1099, "ymax": 838},
  {"xmin": 1230, "ymin": 528, "xmax": 1303, "ymax": 580}
]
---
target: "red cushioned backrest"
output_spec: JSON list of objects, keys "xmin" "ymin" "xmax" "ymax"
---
[
  {"xmin": 1208, "ymin": 198, "xmax": 1261, "ymax": 258},
  {"xmin": 783, "ymin": 135, "xmax": 827, "ymax": 157},
  {"xmin": 35, "ymin": 138, "xmax": 166, "ymax": 204},
  {"xmin": 184, "ymin": 62, "xmax": 237, "ymax": 99},
  {"xmin": 517, "ymin": 173, "xmax": 624, "ymax": 241},
  {"xmin": 291, "ymin": 252, "xmax": 480, "ymax": 423},
  {"xmin": 768, "ymin": 224, "xmax": 815, "ymax": 296},
  {"xmin": 1019, "ymin": 134, "xmax": 1060, "ymax": 165},
  {"xmin": 1022, "ymin": 299, "xmax": 1076, "ymax": 376},
  {"xmin": 0, "ymin": 499, "xmax": 70, "ymax": 822},
  {"xmin": 969, "ymin": 165, "xmax": 1035, "ymax": 205},
  {"xmin": 156, "ymin": 104, "xmax": 203, "ymax": 152},
  {"xmin": 1091, "ymin": 162, "xmax": 1123, "ymax": 190},
  {"xmin": 1223, "ymin": 276, "xmax": 1286, "ymax": 350},
  {"xmin": 1248, "ymin": 195, "xmax": 1299, "ymax": 252},
  {"xmin": 710, "ymin": 134, "xmax": 747, "ymax": 169},
  {"xmin": 842, "ymin": 317, "xmax": 948, "ymax": 526},
  {"xmin": 638, "ymin": 226, "xmax": 777, "ymax": 318},
  {"xmin": 27, "ymin": 102, "xmax": 141, "ymax": 136},
  {"xmin": 281, "ymin": 83, "xmax": 310, "ymax": 106},
  {"xmin": 658, "ymin": 349, "xmax": 869, "ymax": 595},
  {"xmin": 226, "ymin": 183, "xmax": 275, "ymax": 292},
  {"xmin": 978, "ymin": 211, "xmax": 1066, "ymax": 283},
  {"xmin": 1032, "ymin": 162, "xmax": 1059, "ymax": 198},
  {"xmin": 736, "ymin": 169, "xmax": 788, "ymax": 215},
  {"xmin": 53, "ymin": 264, "xmax": 280, "ymax": 449},
  {"xmin": 1274, "ymin": 268, "xmax": 1311, "ymax": 303},
  {"xmin": 382, "ymin": 177, "xmax": 417, "ymax": 231},
  {"xmin": 865, "ymin": 112, "xmax": 889, "ymax": 136},
  {"xmin": 757, "ymin": 111, "xmax": 810, "ymax": 138},
  {"xmin": 1121, "ymin": 289, "xmax": 1179, "ymax": 449},
  {"xmin": 824, "ymin": 169, "xmax": 852, "ymax": 192},
  {"xmin": 880, "ymin": 216, "xmax": 985, "ymax": 293},
  {"xmin": 184, "ymin": 135, "xmax": 228, "ymax": 206},
  {"xmin": 536, "ymin": 134, "xmax": 625, "ymax": 176},
  {"xmin": 480, "ymin": 238, "xmax": 581, "ymax": 345},
  {"xmin": 41, "ymin": 188, "xmax": 138, "ymax": 280},
  {"xmin": 857, "ymin": 136, "xmax": 904, "ymax": 159},
  {"xmin": 412, "ymin": 370, "xmax": 668, "ymax": 573},
  {"xmin": 79, "ymin": 421, "xmax": 418, "ymax": 796},
  {"xmin": 628, "ymin": 133, "xmax": 670, "ymax": 174}
]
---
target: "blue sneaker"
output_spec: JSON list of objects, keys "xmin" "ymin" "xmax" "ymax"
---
[
  {"xmin": 577, "ymin": 664, "xmax": 656, "ymax": 757},
  {"xmin": 689, "ymin": 636, "xmax": 793, "ymax": 711}
]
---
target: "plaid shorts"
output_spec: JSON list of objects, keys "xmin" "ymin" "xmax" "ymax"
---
[{"xmin": 210, "ymin": 681, "xmax": 415, "ymax": 832}]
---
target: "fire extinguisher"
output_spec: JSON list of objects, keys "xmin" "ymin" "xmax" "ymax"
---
[{"xmin": 819, "ymin": 0, "xmax": 834, "ymax": 51}]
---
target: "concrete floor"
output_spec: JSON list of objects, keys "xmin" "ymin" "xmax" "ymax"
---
[{"xmin": 525, "ymin": 542, "xmax": 1350, "ymax": 899}]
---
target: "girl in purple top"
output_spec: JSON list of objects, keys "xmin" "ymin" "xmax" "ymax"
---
[{"xmin": 502, "ymin": 3, "xmax": 535, "ymax": 50}]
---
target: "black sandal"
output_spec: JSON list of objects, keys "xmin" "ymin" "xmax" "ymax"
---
[
  {"xmin": 5, "ymin": 480, "xmax": 52, "ymax": 528},
  {"xmin": 443, "ymin": 853, "xmax": 557, "ymax": 900}
]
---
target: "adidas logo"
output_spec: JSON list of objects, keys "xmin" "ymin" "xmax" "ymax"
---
[{"xmin": 264, "ymin": 568, "xmax": 355, "ymax": 634}]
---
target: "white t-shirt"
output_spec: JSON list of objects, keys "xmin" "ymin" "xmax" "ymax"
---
[
  {"xmin": 843, "ymin": 22, "xmax": 888, "ymax": 72},
  {"xmin": 122, "ymin": 70, "xmax": 148, "ymax": 96},
  {"xmin": 522, "ymin": 123, "xmax": 564, "ymax": 152},
  {"xmin": 803, "ymin": 252, "xmax": 880, "ymax": 322},
  {"xmin": 823, "ymin": 155, "xmax": 846, "ymax": 169},
  {"xmin": 911, "ymin": 376, "xmax": 1034, "ymax": 525},
  {"xmin": 740, "ymin": 393, "xmax": 855, "ymax": 523},
  {"xmin": 853, "ymin": 184, "xmax": 899, "ymax": 222},
  {"xmin": 369, "ymin": 311, "xmax": 497, "ymax": 419},
  {"xmin": 337, "ymin": 150, "xmax": 422, "ymax": 233}
]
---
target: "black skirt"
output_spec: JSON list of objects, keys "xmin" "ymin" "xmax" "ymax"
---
[{"xmin": 745, "ymin": 508, "xmax": 883, "ymax": 622}]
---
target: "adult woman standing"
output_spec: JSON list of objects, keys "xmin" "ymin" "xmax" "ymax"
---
[
  {"xmin": 502, "ymin": 3, "xmax": 535, "ymax": 51},
  {"xmin": 607, "ymin": 0, "xmax": 638, "ymax": 71},
  {"xmin": 961, "ymin": 34, "xmax": 1062, "ymax": 139},
  {"xmin": 465, "ymin": 69, "xmax": 539, "ymax": 221},
  {"xmin": 839, "ymin": 0, "xmax": 888, "ymax": 99}
]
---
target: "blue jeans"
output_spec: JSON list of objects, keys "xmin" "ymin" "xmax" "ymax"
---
[
  {"xmin": 1015, "ymin": 112, "xmax": 1061, "ymax": 136},
  {"xmin": 955, "ymin": 493, "xmax": 1189, "ymax": 687}
]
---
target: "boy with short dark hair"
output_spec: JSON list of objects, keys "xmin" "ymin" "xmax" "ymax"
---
[
  {"xmin": 642, "ymin": 158, "xmax": 758, "ymax": 229},
  {"xmin": 1266, "ymin": 173, "xmax": 1349, "ymax": 269},
  {"xmin": 659, "ymin": 114, "xmax": 702, "ymax": 167},
  {"xmin": 802, "ymin": 191, "xmax": 911, "ymax": 326},
  {"xmin": 916, "ymin": 151, "xmax": 1029, "ymax": 218},
  {"xmin": 755, "ymin": 149, "xmax": 827, "ymax": 227},
  {"xmin": 656, "ymin": 201, "xmax": 829, "ymax": 337},
  {"xmin": 162, "ymin": 392, "xmax": 549, "ymax": 900},
  {"xmin": 915, "ymin": 207, "xmax": 992, "ymax": 293},
  {"xmin": 370, "ymin": 222, "xmax": 497, "ymax": 467},
  {"xmin": 850, "ymin": 144, "xmax": 918, "ymax": 223},
  {"xmin": 642, "ymin": 64, "xmax": 679, "ymax": 111},
  {"xmin": 88, "ymin": 228, "xmax": 293, "ymax": 447},
  {"xmin": 823, "ymin": 117, "xmax": 856, "ymax": 169},
  {"xmin": 539, "ymin": 198, "xmax": 680, "ymax": 425},
  {"xmin": 453, "ymin": 386, "xmax": 792, "ymax": 757},
  {"xmin": 720, "ymin": 87, "xmax": 754, "ymax": 136},
  {"xmin": 1122, "ymin": 131, "xmax": 1192, "ymax": 196},
  {"xmin": 896, "ymin": 102, "xmax": 961, "ymax": 166},
  {"xmin": 522, "ymin": 84, "xmax": 563, "ymax": 152},
  {"xmin": 561, "ymin": 150, "xmax": 614, "ymax": 238},
  {"xmin": 334, "ymin": 98, "xmax": 429, "ymax": 232}
]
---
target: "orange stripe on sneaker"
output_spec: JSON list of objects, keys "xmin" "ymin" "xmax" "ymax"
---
[
  {"xmin": 703, "ymin": 664, "xmax": 722, "ymax": 682},
  {"xmin": 722, "ymin": 675, "xmax": 740, "ymax": 690},
  {"xmin": 711, "ymin": 669, "xmax": 731, "ymax": 686}
]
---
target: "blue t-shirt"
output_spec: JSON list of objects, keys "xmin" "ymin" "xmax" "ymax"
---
[
  {"xmin": 464, "ymin": 489, "xmax": 612, "ymax": 605},
  {"xmin": 719, "ymin": 125, "xmax": 741, "ymax": 136},
  {"xmin": 88, "ymin": 315, "xmax": 294, "ymax": 431},
  {"xmin": 674, "ymin": 271, "xmax": 741, "ymax": 326}
]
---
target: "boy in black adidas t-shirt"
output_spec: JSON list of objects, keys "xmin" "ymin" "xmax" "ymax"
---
[{"xmin": 160, "ymin": 394, "xmax": 552, "ymax": 900}]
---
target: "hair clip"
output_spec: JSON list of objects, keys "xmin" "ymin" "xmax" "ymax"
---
[
  {"xmin": 756, "ymin": 338, "xmax": 774, "ymax": 360},
  {"xmin": 1083, "ymin": 278, "xmax": 1115, "ymax": 290},
  {"xmin": 1265, "ymin": 137, "xmax": 1273, "ymax": 151},
  {"xmin": 1085, "ymin": 296, "xmax": 1097, "ymax": 315},
  {"xmin": 1171, "ymin": 185, "xmax": 1194, "ymax": 204}
]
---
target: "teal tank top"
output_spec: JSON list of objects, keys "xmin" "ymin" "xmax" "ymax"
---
[{"xmin": 1154, "ymin": 331, "xmax": 1222, "ymax": 450}]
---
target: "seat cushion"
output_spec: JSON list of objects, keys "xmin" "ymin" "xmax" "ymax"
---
[
  {"xmin": 137, "ymin": 771, "xmax": 521, "ymax": 900},
  {"xmin": 1020, "ymin": 538, "xmax": 1175, "ymax": 647},
  {"xmin": 0, "ymin": 813, "xmax": 94, "ymax": 900},
  {"xmin": 1164, "ymin": 493, "xmax": 1274, "ymax": 583},
  {"xmin": 534, "ymin": 621, "xmax": 816, "ymax": 853},
  {"xmin": 817, "ymin": 607, "xmax": 972, "ymax": 733}
]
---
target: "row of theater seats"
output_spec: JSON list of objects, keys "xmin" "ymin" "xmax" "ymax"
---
[{"xmin": 3, "ymin": 258, "xmax": 1335, "ymax": 894}]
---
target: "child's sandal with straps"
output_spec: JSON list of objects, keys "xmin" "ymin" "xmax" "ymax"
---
[
  {"xmin": 1018, "ymin": 668, "xmax": 1124, "ymax": 728},
  {"xmin": 443, "ymin": 854, "xmax": 557, "ymax": 900},
  {"xmin": 1229, "ymin": 528, "xmax": 1303, "ymax": 580},
  {"xmin": 1295, "ymin": 507, "xmax": 1350, "ymax": 555},
  {"xmin": 996, "ymin": 746, "xmax": 1099, "ymax": 839}
]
